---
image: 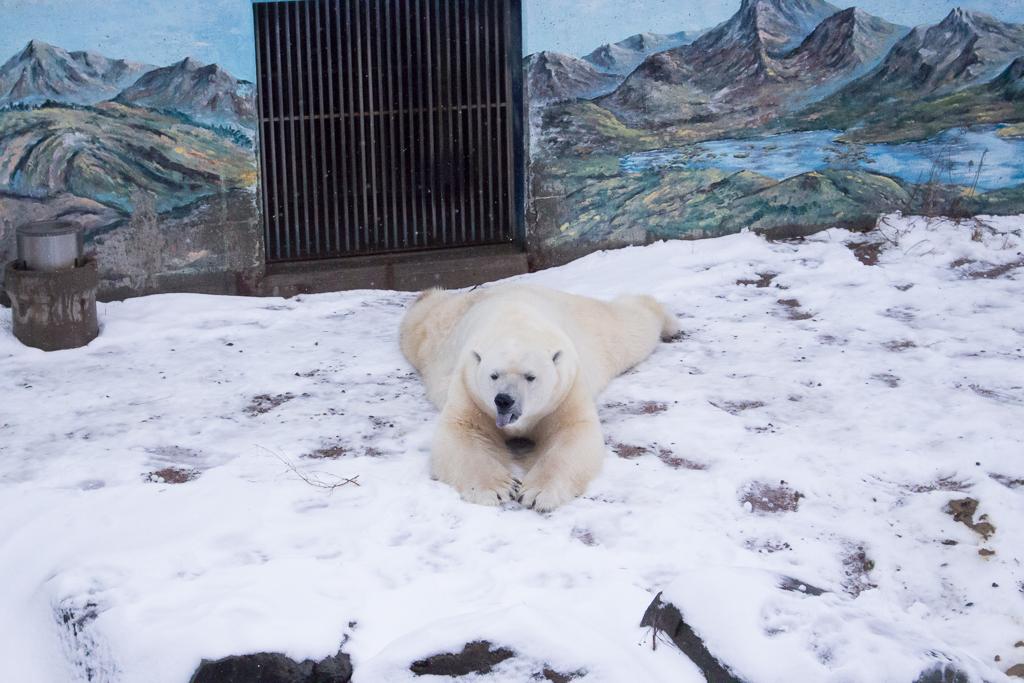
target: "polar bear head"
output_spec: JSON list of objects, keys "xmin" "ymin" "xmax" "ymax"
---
[{"xmin": 470, "ymin": 339, "xmax": 576, "ymax": 430}]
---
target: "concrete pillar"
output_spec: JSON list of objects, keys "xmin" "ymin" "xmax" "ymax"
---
[{"xmin": 4, "ymin": 260, "xmax": 100, "ymax": 351}]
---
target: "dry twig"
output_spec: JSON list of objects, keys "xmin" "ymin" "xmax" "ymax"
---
[{"xmin": 258, "ymin": 446, "xmax": 360, "ymax": 491}]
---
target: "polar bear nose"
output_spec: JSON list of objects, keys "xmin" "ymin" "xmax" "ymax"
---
[{"xmin": 494, "ymin": 393, "xmax": 515, "ymax": 412}]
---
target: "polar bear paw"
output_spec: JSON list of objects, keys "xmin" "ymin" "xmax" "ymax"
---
[
  {"xmin": 516, "ymin": 479, "xmax": 577, "ymax": 513},
  {"xmin": 459, "ymin": 473, "xmax": 521, "ymax": 507}
]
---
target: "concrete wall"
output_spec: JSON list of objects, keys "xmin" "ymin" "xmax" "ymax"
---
[{"xmin": 2, "ymin": 0, "xmax": 1023, "ymax": 300}]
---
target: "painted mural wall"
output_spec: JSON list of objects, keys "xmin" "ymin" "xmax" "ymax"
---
[
  {"xmin": 0, "ymin": 0, "xmax": 262, "ymax": 298},
  {"xmin": 524, "ymin": 0, "xmax": 1024, "ymax": 265}
]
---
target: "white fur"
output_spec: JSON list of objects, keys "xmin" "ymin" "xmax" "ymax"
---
[{"xmin": 399, "ymin": 283, "xmax": 678, "ymax": 512}]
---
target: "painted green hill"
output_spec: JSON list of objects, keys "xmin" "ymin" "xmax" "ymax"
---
[
  {"xmin": 534, "ymin": 163, "xmax": 1009, "ymax": 256},
  {"xmin": 0, "ymin": 102, "xmax": 256, "ymax": 213}
]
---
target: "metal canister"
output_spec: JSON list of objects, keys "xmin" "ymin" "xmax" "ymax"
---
[{"xmin": 16, "ymin": 220, "xmax": 84, "ymax": 271}]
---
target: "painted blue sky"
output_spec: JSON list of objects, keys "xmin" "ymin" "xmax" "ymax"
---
[
  {"xmin": 0, "ymin": 0, "xmax": 256, "ymax": 80},
  {"xmin": 526, "ymin": 0, "xmax": 1024, "ymax": 57},
  {"xmin": 2, "ymin": 0, "xmax": 1023, "ymax": 80}
]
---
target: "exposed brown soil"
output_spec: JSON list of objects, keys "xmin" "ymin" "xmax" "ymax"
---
[
  {"xmin": 410, "ymin": 641, "xmax": 514, "ymax": 677},
  {"xmin": 969, "ymin": 258, "xmax": 1024, "ymax": 279},
  {"xmin": 614, "ymin": 444, "xmax": 648, "ymax": 460},
  {"xmin": 657, "ymin": 447, "xmax": 707, "ymax": 471},
  {"xmin": 571, "ymin": 528, "xmax": 597, "ymax": 546},
  {"xmin": 740, "ymin": 481, "xmax": 803, "ymax": 514},
  {"xmin": 736, "ymin": 272, "xmax": 777, "ymax": 287},
  {"xmin": 776, "ymin": 299, "xmax": 814, "ymax": 320},
  {"xmin": 842, "ymin": 546, "xmax": 877, "ymax": 597},
  {"xmin": 871, "ymin": 373, "xmax": 900, "ymax": 388},
  {"xmin": 904, "ymin": 477, "xmax": 970, "ymax": 493},
  {"xmin": 849, "ymin": 242, "xmax": 883, "ymax": 266},
  {"xmin": 603, "ymin": 401, "xmax": 669, "ymax": 415},
  {"xmin": 146, "ymin": 467, "xmax": 198, "ymax": 484},
  {"xmin": 946, "ymin": 498, "xmax": 996, "ymax": 540},
  {"xmin": 990, "ymin": 474, "xmax": 1024, "ymax": 489},
  {"xmin": 245, "ymin": 393, "xmax": 295, "ymax": 415},
  {"xmin": 884, "ymin": 340, "xmax": 917, "ymax": 352},
  {"xmin": 308, "ymin": 445, "xmax": 350, "ymax": 459},
  {"xmin": 711, "ymin": 400, "xmax": 765, "ymax": 416}
]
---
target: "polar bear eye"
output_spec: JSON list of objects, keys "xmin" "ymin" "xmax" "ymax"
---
[
  {"xmin": 525, "ymin": 374, "xmax": 536, "ymax": 382},
  {"xmin": 490, "ymin": 373, "xmax": 499, "ymax": 380}
]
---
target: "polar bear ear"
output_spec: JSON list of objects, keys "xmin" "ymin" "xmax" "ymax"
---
[
  {"xmin": 471, "ymin": 350, "xmax": 482, "ymax": 363},
  {"xmin": 552, "ymin": 350, "xmax": 563, "ymax": 363}
]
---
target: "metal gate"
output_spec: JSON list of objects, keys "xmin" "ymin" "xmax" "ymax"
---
[{"xmin": 254, "ymin": 0, "xmax": 524, "ymax": 263}]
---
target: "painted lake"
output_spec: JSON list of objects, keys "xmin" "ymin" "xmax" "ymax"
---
[{"xmin": 621, "ymin": 127, "xmax": 1024, "ymax": 190}]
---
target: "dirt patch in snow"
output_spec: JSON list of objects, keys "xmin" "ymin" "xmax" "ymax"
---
[
  {"xmin": 776, "ymin": 299, "xmax": 814, "ymax": 320},
  {"xmin": 945, "ymin": 498, "xmax": 996, "ymax": 540},
  {"xmin": 307, "ymin": 444, "xmax": 350, "ymax": 460},
  {"xmin": 410, "ymin": 641, "xmax": 514, "ymax": 677},
  {"xmin": 990, "ymin": 474, "xmax": 1024, "ymax": 489},
  {"xmin": 904, "ymin": 477, "xmax": 970, "ymax": 493},
  {"xmin": 967, "ymin": 258, "xmax": 1024, "ymax": 279},
  {"xmin": 841, "ymin": 546, "xmax": 877, "ymax": 597},
  {"xmin": 612, "ymin": 444, "xmax": 707, "ymax": 470},
  {"xmin": 736, "ymin": 272, "xmax": 778, "ymax": 287},
  {"xmin": 740, "ymin": 481, "xmax": 803, "ymax": 514},
  {"xmin": 710, "ymin": 400, "xmax": 766, "ymax": 415},
  {"xmin": 245, "ymin": 393, "xmax": 295, "ymax": 415},
  {"xmin": 849, "ymin": 242, "xmax": 883, "ymax": 266},
  {"xmin": 146, "ymin": 467, "xmax": 198, "ymax": 484}
]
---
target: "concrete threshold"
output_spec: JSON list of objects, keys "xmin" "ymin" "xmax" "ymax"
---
[{"xmin": 258, "ymin": 243, "xmax": 529, "ymax": 297}]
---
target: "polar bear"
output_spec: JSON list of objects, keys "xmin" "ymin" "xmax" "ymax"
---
[{"xmin": 399, "ymin": 283, "xmax": 677, "ymax": 511}]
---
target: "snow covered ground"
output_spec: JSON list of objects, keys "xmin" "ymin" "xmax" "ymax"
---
[{"xmin": 1, "ymin": 215, "xmax": 1023, "ymax": 683}]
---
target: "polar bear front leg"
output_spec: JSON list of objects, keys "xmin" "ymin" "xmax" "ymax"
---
[
  {"xmin": 430, "ymin": 407, "xmax": 519, "ymax": 506},
  {"xmin": 517, "ymin": 406, "xmax": 605, "ymax": 513}
]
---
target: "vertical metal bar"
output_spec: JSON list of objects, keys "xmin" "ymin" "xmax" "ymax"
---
[
  {"xmin": 472, "ymin": 0, "xmax": 485, "ymax": 242},
  {"xmin": 320, "ymin": 1, "xmax": 341, "ymax": 254},
  {"xmin": 502, "ymin": 0, "xmax": 515, "ymax": 242},
  {"xmin": 337, "ymin": 0, "xmax": 355, "ymax": 253},
  {"xmin": 287, "ymin": 3, "xmax": 302, "ymax": 258},
  {"xmin": 510, "ymin": 0, "xmax": 524, "ymax": 245},
  {"xmin": 313, "ymin": 1, "xmax": 328, "ymax": 252},
  {"xmin": 425, "ymin": 0, "xmax": 438, "ymax": 242},
  {"xmin": 439, "ymin": 0, "xmax": 452, "ymax": 245},
  {"xmin": 302, "ymin": 1, "xmax": 321, "ymax": 255},
  {"xmin": 413, "ymin": 0, "xmax": 426, "ymax": 246},
  {"xmin": 350, "ymin": 0, "xmax": 367, "ymax": 251},
  {"xmin": 452, "ymin": 0, "xmax": 466, "ymax": 243},
  {"xmin": 463, "ymin": 0, "xmax": 476, "ymax": 242},
  {"xmin": 276, "ymin": 3, "xmax": 292, "ymax": 259},
  {"xmin": 483, "ymin": 0, "xmax": 495, "ymax": 240},
  {"xmin": 255, "ymin": 5, "xmax": 273, "ymax": 262},
  {"xmin": 365, "ymin": 0, "xmax": 380, "ymax": 249},
  {"xmin": 383, "ymin": 0, "xmax": 399, "ymax": 249},
  {"xmin": 396, "ymin": 0, "xmax": 410, "ymax": 248},
  {"xmin": 296, "ymin": 1, "xmax": 312, "ymax": 256},
  {"xmin": 493, "ymin": 0, "xmax": 504, "ymax": 243},
  {"xmin": 374, "ymin": 0, "xmax": 388, "ymax": 249}
]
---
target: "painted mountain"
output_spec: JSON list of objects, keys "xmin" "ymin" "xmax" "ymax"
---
[
  {"xmin": 596, "ymin": 0, "xmax": 905, "ymax": 128},
  {"xmin": 795, "ymin": 8, "xmax": 1024, "ymax": 134},
  {"xmin": 583, "ymin": 30, "xmax": 708, "ymax": 76},
  {"xmin": 0, "ymin": 40, "xmax": 155, "ymax": 107},
  {"xmin": 525, "ymin": 52, "xmax": 624, "ymax": 103},
  {"xmin": 799, "ymin": 52, "xmax": 1024, "ymax": 142},
  {"xmin": 113, "ymin": 57, "xmax": 256, "ymax": 132},
  {"xmin": 784, "ymin": 8, "xmax": 909, "ymax": 97}
]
